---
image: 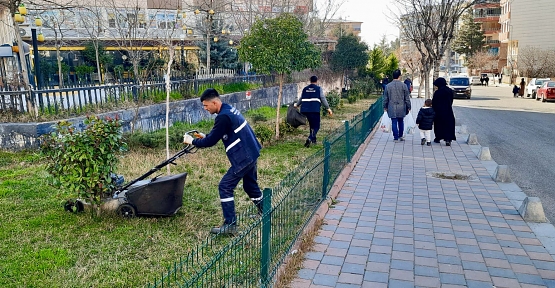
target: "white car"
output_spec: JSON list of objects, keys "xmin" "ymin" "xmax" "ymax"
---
[
  {"xmin": 469, "ymin": 76, "xmax": 481, "ymax": 85},
  {"xmin": 526, "ymin": 78, "xmax": 551, "ymax": 98}
]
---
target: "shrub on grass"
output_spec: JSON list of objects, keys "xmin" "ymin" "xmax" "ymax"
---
[
  {"xmin": 40, "ymin": 116, "xmax": 126, "ymax": 213},
  {"xmin": 254, "ymin": 124, "xmax": 274, "ymax": 146},
  {"xmin": 326, "ymin": 90, "xmax": 341, "ymax": 109}
]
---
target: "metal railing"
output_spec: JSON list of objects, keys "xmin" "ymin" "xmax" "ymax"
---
[
  {"xmin": 0, "ymin": 75, "xmax": 276, "ymax": 115},
  {"xmin": 147, "ymin": 97, "xmax": 384, "ymax": 287}
]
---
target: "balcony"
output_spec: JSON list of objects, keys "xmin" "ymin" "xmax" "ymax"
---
[
  {"xmin": 476, "ymin": 0, "xmax": 501, "ymax": 3},
  {"xmin": 499, "ymin": 11, "xmax": 510, "ymax": 22},
  {"xmin": 474, "ymin": 13, "xmax": 501, "ymax": 22},
  {"xmin": 486, "ymin": 39, "xmax": 501, "ymax": 47},
  {"xmin": 475, "ymin": 0, "xmax": 501, "ymax": 8},
  {"xmin": 499, "ymin": 31, "xmax": 510, "ymax": 42}
]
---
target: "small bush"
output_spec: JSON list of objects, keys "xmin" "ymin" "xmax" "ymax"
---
[
  {"xmin": 326, "ymin": 90, "xmax": 341, "ymax": 109},
  {"xmin": 279, "ymin": 120, "xmax": 297, "ymax": 136},
  {"xmin": 347, "ymin": 95, "xmax": 358, "ymax": 104},
  {"xmin": 249, "ymin": 112, "xmax": 268, "ymax": 123},
  {"xmin": 40, "ymin": 116, "xmax": 126, "ymax": 210},
  {"xmin": 254, "ymin": 124, "xmax": 274, "ymax": 146}
]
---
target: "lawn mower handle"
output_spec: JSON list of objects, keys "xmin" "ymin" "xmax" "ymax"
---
[{"xmin": 114, "ymin": 130, "xmax": 201, "ymax": 195}]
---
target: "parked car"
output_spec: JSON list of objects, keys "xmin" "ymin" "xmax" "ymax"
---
[
  {"xmin": 449, "ymin": 77, "xmax": 472, "ymax": 99},
  {"xmin": 526, "ymin": 78, "xmax": 551, "ymax": 99},
  {"xmin": 536, "ymin": 81, "xmax": 555, "ymax": 102},
  {"xmin": 469, "ymin": 76, "xmax": 481, "ymax": 85}
]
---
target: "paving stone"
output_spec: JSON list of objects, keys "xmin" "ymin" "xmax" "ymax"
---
[
  {"xmin": 341, "ymin": 262, "xmax": 365, "ymax": 275},
  {"xmin": 311, "ymin": 274, "xmax": 338, "ymax": 286},
  {"xmin": 363, "ymin": 271, "xmax": 388, "ymax": 283}
]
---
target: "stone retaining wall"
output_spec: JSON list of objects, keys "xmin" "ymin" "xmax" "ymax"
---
[{"xmin": 0, "ymin": 84, "xmax": 299, "ymax": 150}]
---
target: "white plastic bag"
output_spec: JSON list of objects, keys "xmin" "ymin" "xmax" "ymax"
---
[
  {"xmin": 404, "ymin": 111, "xmax": 416, "ymax": 134},
  {"xmin": 380, "ymin": 112, "xmax": 391, "ymax": 133}
]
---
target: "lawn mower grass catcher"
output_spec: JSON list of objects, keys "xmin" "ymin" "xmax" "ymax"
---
[{"xmin": 64, "ymin": 131, "xmax": 200, "ymax": 217}]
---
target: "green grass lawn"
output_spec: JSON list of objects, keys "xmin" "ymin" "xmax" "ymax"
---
[{"xmin": 0, "ymin": 96, "xmax": 378, "ymax": 287}]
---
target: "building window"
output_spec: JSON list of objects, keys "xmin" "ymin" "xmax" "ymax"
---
[{"xmin": 108, "ymin": 13, "xmax": 116, "ymax": 28}]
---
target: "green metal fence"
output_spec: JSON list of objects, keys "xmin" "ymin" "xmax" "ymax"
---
[{"xmin": 147, "ymin": 97, "xmax": 384, "ymax": 288}]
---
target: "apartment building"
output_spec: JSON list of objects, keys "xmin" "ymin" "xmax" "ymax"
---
[
  {"xmin": 473, "ymin": 0, "xmax": 502, "ymax": 73},
  {"xmin": 499, "ymin": 0, "xmax": 555, "ymax": 79}
]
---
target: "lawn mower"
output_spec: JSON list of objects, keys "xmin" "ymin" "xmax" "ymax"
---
[{"xmin": 64, "ymin": 130, "xmax": 201, "ymax": 217}]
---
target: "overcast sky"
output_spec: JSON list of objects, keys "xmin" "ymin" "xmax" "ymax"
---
[{"xmin": 334, "ymin": 0, "xmax": 400, "ymax": 46}]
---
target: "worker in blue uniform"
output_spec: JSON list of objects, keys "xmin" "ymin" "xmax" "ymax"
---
[
  {"xmin": 183, "ymin": 88, "xmax": 263, "ymax": 235},
  {"xmin": 294, "ymin": 76, "xmax": 333, "ymax": 147}
]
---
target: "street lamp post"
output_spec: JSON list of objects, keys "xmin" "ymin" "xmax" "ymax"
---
[
  {"xmin": 32, "ymin": 17, "xmax": 44, "ymax": 90},
  {"xmin": 195, "ymin": 2, "xmax": 215, "ymax": 76}
]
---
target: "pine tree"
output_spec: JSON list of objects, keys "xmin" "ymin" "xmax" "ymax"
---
[{"xmin": 452, "ymin": 12, "xmax": 486, "ymax": 58}]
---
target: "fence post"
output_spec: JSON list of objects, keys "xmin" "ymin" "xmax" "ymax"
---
[
  {"xmin": 261, "ymin": 188, "xmax": 272, "ymax": 287},
  {"xmin": 322, "ymin": 139, "xmax": 331, "ymax": 199},
  {"xmin": 345, "ymin": 120, "xmax": 351, "ymax": 163}
]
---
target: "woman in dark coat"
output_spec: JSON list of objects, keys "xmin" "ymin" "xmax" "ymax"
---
[
  {"xmin": 519, "ymin": 78, "xmax": 525, "ymax": 97},
  {"xmin": 432, "ymin": 77, "xmax": 456, "ymax": 146}
]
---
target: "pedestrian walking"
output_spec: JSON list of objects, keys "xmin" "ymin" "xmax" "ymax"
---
[
  {"xmin": 382, "ymin": 76, "xmax": 390, "ymax": 94},
  {"xmin": 480, "ymin": 77, "xmax": 484, "ymax": 86},
  {"xmin": 182, "ymin": 88, "xmax": 263, "ymax": 235},
  {"xmin": 416, "ymin": 99, "xmax": 435, "ymax": 146},
  {"xmin": 513, "ymin": 85, "xmax": 520, "ymax": 97},
  {"xmin": 431, "ymin": 77, "xmax": 456, "ymax": 146},
  {"xmin": 485, "ymin": 75, "xmax": 490, "ymax": 86},
  {"xmin": 383, "ymin": 69, "xmax": 411, "ymax": 142},
  {"xmin": 404, "ymin": 77, "xmax": 413, "ymax": 93},
  {"xmin": 519, "ymin": 78, "xmax": 526, "ymax": 97},
  {"xmin": 294, "ymin": 76, "xmax": 333, "ymax": 147}
]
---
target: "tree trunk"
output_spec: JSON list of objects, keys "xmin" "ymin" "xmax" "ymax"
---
[
  {"xmin": 275, "ymin": 73, "xmax": 284, "ymax": 139},
  {"xmin": 94, "ymin": 44, "xmax": 102, "ymax": 84},
  {"xmin": 165, "ymin": 48, "xmax": 174, "ymax": 175},
  {"xmin": 14, "ymin": 21, "xmax": 34, "ymax": 115},
  {"xmin": 56, "ymin": 49, "xmax": 64, "ymax": 88}
]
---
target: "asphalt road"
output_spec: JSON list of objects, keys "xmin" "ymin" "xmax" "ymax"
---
[{"xmin": 451, "ymin": 84, "xmax": 555, "ymax": 223}]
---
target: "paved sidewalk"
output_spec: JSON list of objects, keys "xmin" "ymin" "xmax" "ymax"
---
[{"xmin": 291, "ymin": 98, "xmax": 555, "ymax": 288}]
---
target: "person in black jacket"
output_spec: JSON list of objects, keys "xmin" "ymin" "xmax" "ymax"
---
[
  {"xmin": 432, "ymin": 77, "xmax": 456, "ymax": 146},
  {"xmin": 416, "ymin": 99, "xmax": 435, "ymax": 146},
  {"xmin": 294, "ymin": 76, "xmax": 333, "ymax": 147}
]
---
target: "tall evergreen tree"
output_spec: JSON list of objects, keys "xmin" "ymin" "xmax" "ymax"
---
[
  {"xmin": 197, "ymin": 39, "xmax": 239, "ymax": 70},
  {"xmin": 330, "ymin": 34, "xmax": 368, "ymax": 89},
  {"xmin": 452, "ymin": 12, "xmax": 486, "ymax": 58}
]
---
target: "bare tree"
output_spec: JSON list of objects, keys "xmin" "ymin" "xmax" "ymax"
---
[
  {"xmin": 40, "ymin": 8, "xmax": 73, "ymax": 87},
  {"xmin": 467, "ymin": 50, "xmax": 496, "ymax": 76},
  {"xmin": 101, "ymin": 0, "xmax": 165, "ymax": 84},
  {"xmin": 518, "ymin": 46, "xmax": 555, "ymax": 78},
  {"xmin": 391, "ymin": 0, "xmax": 475, "ymax": 98},
  {"xmin": 75, "ymin": 5, "xmax": 105, "ymax": 83}
]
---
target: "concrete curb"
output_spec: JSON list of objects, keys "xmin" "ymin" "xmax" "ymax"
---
[{"xmin": 458, "ymin": 127, "xmax": 555, "ymax": 259}]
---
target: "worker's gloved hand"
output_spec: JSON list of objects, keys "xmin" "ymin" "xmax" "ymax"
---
[
  {"xmin": 183, "ymin": 134, "xmax": 194, "ymax": 145},
  {"xmin": 193, "ymin": 132, "xmax": 206, "ymax": 139},
  {"xmin": 293, "ymin": 103, "xmax": 298, "ymax": 108}
]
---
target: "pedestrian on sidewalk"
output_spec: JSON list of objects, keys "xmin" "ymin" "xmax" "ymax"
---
[
  {"xmin": 294, "ymin": 75, "xmax": 333, "ymax": 147},
  {"xmin": 182, "ymin": 88, "xmax": 263, "ymax": 235},
  {"xmin": 383, "ymin": 69, "xmax": 411, "ymax": 142},
  {"xmin": 416, "ymin": 99, "xmax": 435, "ymax": 146},
  {"xmin": 381, "ymin": 76, "xmax": 389, "ymax": 94},
  {"xmin": 519, "ymin": 78, "xmax": 526, "ymax": 97},
  {"xmin": 513, "ymin": 85, "xmax": 520, "ymax": 97},
  {"xmin": 404, "ymin": 77, "xmax": 413, "ymax": 93},
  {"xmin": 431, "ymin": 77, "xmax": 456, "ymax": 146}
]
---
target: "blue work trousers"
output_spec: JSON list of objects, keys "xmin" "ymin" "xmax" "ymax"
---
[
  {"xmin": 219, "ymin": 161, "xmax": 262, "ymax": 225},
  {"xmin": 303, "ymin": 112, "xmax": 321, "ymax": 143}
]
